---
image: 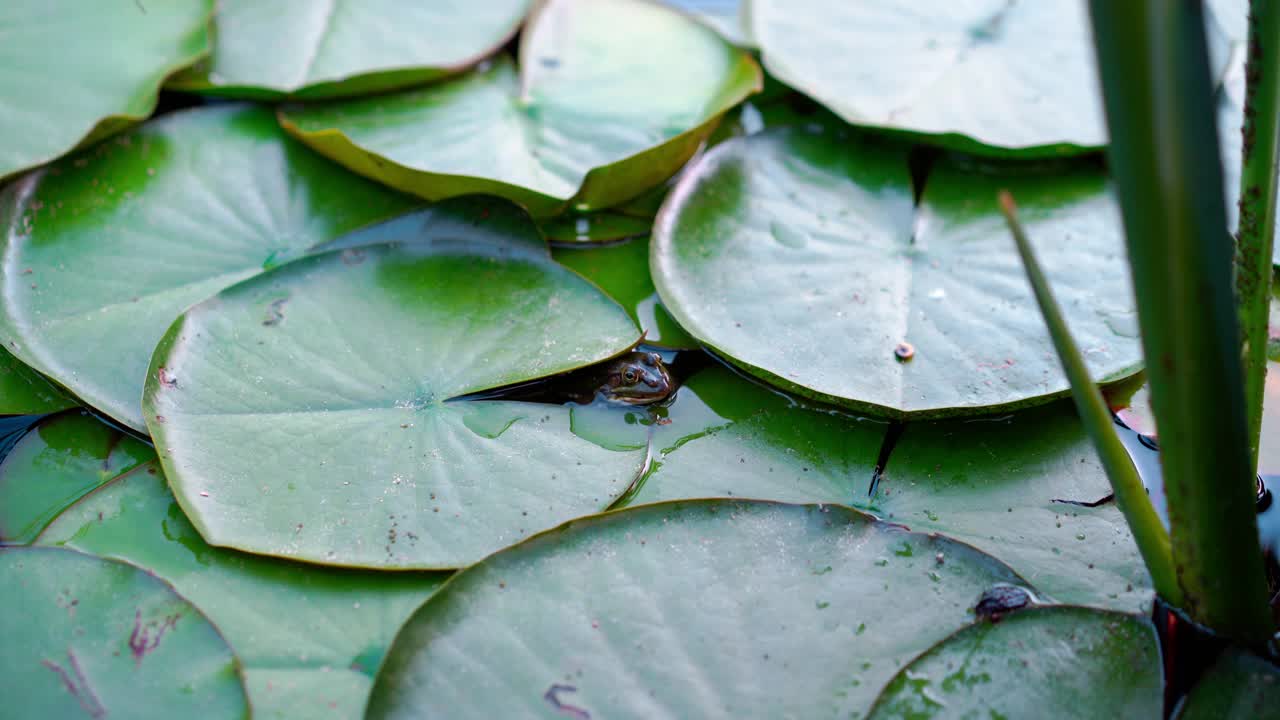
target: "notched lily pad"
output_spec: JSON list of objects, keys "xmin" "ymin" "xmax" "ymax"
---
[
  {"xmin": 0, "ymin": 346, "xmax": 75, "ymax": 415},
  {"xmin": 166, "ymin": 0, "xmax": 532, "ymax": 99},
  {"xmin": 144, "ymin": 221, "xmax": 645, "ymax": 569},
  {"xmin": 1, "ymin": 545, "xmax": 248, "ymax": 719},
  {"xmin": 0, "ymin": 0, "xmax": 212, "ymax": 179},
  {"xmin": 278, "ymin": 0, "xmax": 761, "ymax": 217},
  {"xmin": 868, "ymin": 606, "xmax": 1160, "ymax": 718},
  {"xmin": 36, "ymin": 462, "xmax": 446, "ymax": 718},
  {"xmin": 0, "ymin": 104, "xmax": 416, "ymax": 431},
  {"xmin": 1178, "ymin": 648, "xmax": 1280, "ymax": 719},
  {"xmin": 652, "ymin": 127, "xmax": 1140, "ymax": 418},
  {"xmin": 367, "ymin": 500, "xmax": 1029, "ymax": 719}
]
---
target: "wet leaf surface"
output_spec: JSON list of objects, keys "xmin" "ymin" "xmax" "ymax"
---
[
  {"xmin": 36, "ymin": 462, "xmax": 446, "ymax": 719},
  {"xmin": 367, "ymin": 500, "xmax": 1029, "ymax": 719},
  {"xmin": 0, "ymin": 105, "xmax": 416, "ymax": 431},
  {"xmin": 552, "ymin": 236, "xmax": 698, "ymax": 349},
  {"xmin": 625, "ymin": 366, "xmax": 1150, "ymax": 612},
  {"xmin": 0, "ymin": 1, "xmax": 212, "ymax": 179},
  {"xmin": 144, "ymin": 222, "xmax": 645, "ymax": 569},
  {"xmin": 278, "ymin": 0, "xmax": 760, "ymax": 216},
  {"xmin": 621, "ymin": 364, "xmax": 885, "ymax": 505},
  {"xmin": 1, "ymin": 545, "xmax": 248, "ymax": 719},
  {"xmin": 0, "ymin": 411, "xmax": 154, "ymax": 544},
  {"xmin": 867, "ymin": 606, "xmax": 1160, "ymax": 719},
  {"xmin": 166, "ymin": 0, "xmax": 531, "ymax": 99},
  {"xmin": 653, "ymin": 126, "xmax": 1140, "ymax": 418}
]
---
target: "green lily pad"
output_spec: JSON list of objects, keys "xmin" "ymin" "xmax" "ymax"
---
[
  {"xmin": 749, "ymin": 0, "xmax": 1106, "ymax": 154},
  {"xmin": 622, "ymin": 365, "xmax": 885, "ymax": 505},
  {"xmin": 623, "ymin": 366, "xmax": 1150, "ymax": 612},
  {"xmin": 0, "ymin": 346, "xmax": 75, "ymax": 415},
  {"xmin": 166, "ymin": 0, "xmax": 531, "ymax": 99},
  {"xmin": 0, "ymin": 411, "xmax": 154, "ymax": 543},
  {"xmin": 0, "ymin": 1, "xmax": 212, "ymax": 179},
  {"xmin": 278, "ymin": 0, "xmax": 761, "ymax": 217},
  {"xmin": 867, "ymin": 606, "xmax": 1160, "ymax": 718},
  {"xmin": 552, "ymin": 236, "xmax": 698, "ymax": 349},
  {"xmin": 0, "ymin": 104, "xmax": 416, "ymax": 431},
  {"xmin": 37, "ymin": 462, "xmax": 446, "ymax": 719},
  {"xmin": 1, "ymin": 545, "xmax": 248, "ymax": 719},
  {"xmin": 367, "ymin": 500, "xmax": 1029, "ymax": 719},
  {"xmin": 659, "ymin": 0, "xmax": 751, "ymax": 46},
  {"xmin": 652, "ymin": 127, "xmax": 1140, "ymax": 418},
  {"xmin": 144, "ymin": 229, "xmax": 645, "ymax": 569},
  {"xmin": 875, "ymin": 401, "xmax": 1152, "ymax": 612},
  {"xmin": 1178, "ymin": 649, "xmax": 1280, "ymax": 719}
]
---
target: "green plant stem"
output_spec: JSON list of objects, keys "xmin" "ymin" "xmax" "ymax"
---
[
  {"xmin": 1087, "ymin": 0, "xmax": 1273, "ymax": 643},
  {"xmin": 1238, "ymin": 0, "xmax": 1280, "ymax": 472},
  {"xmin": 998, "ymin": 192, "xmax": 1182, "ymax": 608}
]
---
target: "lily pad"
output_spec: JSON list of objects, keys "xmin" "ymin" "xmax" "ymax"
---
[
  {"xmin": 1, "ymin": 545, "xmax": 248, "ymax": 719},
  {"xmin": 0, "ymin": 411, "xmax": 154, "ymax": 543},
  {"xmin": 867, "ymin": 606, "xmax": 1160, "ymax": 718},
  {"xmin": 875, "ymin": 401, "xmax": 1153, "ymax": 612},
  {"xmin": 622, "ymin": 365, "xmax": 885, "ymax": 505},
  {"xmin": 144, "ymin": 230, "xmax": 644, "ymax": 569},
  {"xmin": 652, "ymin": 127, "xmax": 1140, "ymax": 418},
  {"xmin": 624, "ymin": 366, "xmax": 1150, "ymax": 612},
  {"xmin": 367, "ymin": 500, "xmax": 1028, "ymax": 719},
  {"xmin": 1178, "ymin": 649, "xmax": 1280, "ymax": 719},
  {"xmin": 0, "ymin": 346, "xmax": 75, "ymax": 415},
  {"xmin": 37, "ymin": 462, "xmax": 446, "ymax": 719},
  {"xmin": 659, "ymin": 0, "xmax": 751, "ymax": 46},
  {"xmin": 166, "ymin": 0, "xmax": 531, "ymax": 99},
  {"xmin": 0, "ymin": 104, "xmax": 416, "ymax": 431},
  {"xmin": 0, "ymin": 1, "xmax": 212, "ymax": 179},
  {"xmin": 749, "ymin": 0, "xmax": 1107, "ymax": 154},
  {"xmin": 278, "ymin": 0, "xmax": 761, "ymax": 217},
  {"xmin": 552, "ymin": 237, "xmax": 698, "ymax": 349}
]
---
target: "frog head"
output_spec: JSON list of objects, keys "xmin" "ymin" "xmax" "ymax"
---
[{"xmin": 598, "ymin": 351, "xmax": 673, "ymax": 405}]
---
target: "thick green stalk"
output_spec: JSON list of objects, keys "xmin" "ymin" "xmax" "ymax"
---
[
  {"xmin": 1237, "ymin": 0, "xmax": 1280, "ymax": 471},
  {"xmin": 999, "ymin": 192, "xmax": 1182, "ymax": 607},
  {"xmin": 1087, "ymin": 1, "xmax": 1273, "ymax": 642}
]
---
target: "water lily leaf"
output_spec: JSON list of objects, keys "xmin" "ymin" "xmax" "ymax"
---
[
  {"xmin": 278, "ymin": 0, "xmax": 761, "ymax": 217},
  {"xmin": 144, "ymin": 231, "xmax": 644, "ymax": 569},
  {"xmin": 652, "ymin": 127, "xmax": 1140, "ymax": 418},
  {"xmin": 166, "ymin": 0, "xmax": 531, "ymax": 99},
  {"xmin": 36, "ymin": 462, "xmax": 446, "ymax": 719},
  {"xmin": 0, "ymin": 1, "xmax": 212, "ymax": 179},
  {"xmin": 867, "ymin": 606, "xmax": 1160, "ymax": 718},
  {"xmin": 553, "ymin": 236, "xmax": 697, "ymax": 349},
  {"xmin": 0, "ymin": 105, "xmax": 416, "ymax": 431},
  {"xmin": 366, "ymin": 500, "xmax": 1028, "ymax": 719},
  {"xmin": 659, "ymin": 0, "xmax": 752, "ymax": 46},
  {"xmin": 1, "ymin": 545, "xmax": 248, "ymax": 719},
  {"xmin": 0, "ymin": 411, "xmax": 154, "ymax": 543},
  {"xmin": 876, "ymin": 401, "xmax": 1153, "ymax": 612},
  {"xmin": 0, "ymin": 346, "xmax": 75, "ymax": 415},
  {"xmin": 622, "ymin": 365, "xmax": 885, "ymax": 505},
  {"xmin": 623, "ymin": 365, "xmax": 1149, "ymax": 612},
  {"xmin": 1178, "ymin": 649, "xmax": 1280, "ymax": 719}
]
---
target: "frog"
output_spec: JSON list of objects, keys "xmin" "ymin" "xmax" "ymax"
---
[{"xmin": 579, "ymin": 351, "xmax": 674, "ymax": 405}]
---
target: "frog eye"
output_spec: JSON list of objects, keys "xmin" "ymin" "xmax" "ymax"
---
[{"xmin": 623, "ymin": 369, "xmax": 638, "ymax": 382}]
